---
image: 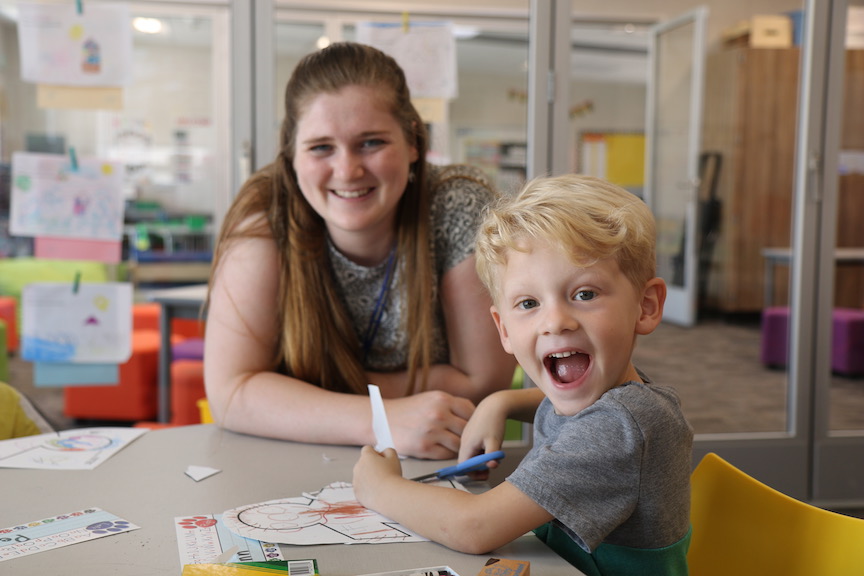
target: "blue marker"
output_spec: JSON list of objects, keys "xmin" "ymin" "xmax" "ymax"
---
[{"xmin": 410, "ymin": 450, "xmax": 505, "ymax": 482}]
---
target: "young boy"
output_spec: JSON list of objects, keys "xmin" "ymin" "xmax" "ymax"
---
[{"xmin": 353, "ymin": 174, "xmax": 693, "ymax": 576}]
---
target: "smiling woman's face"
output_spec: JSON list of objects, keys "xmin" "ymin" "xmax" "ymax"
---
[{"xmin": 292, "ymin": 84, "xmax": 418, "ymax": 260}]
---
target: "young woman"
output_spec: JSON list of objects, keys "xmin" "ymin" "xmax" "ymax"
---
[{"xmin": 204, "ymin": 42, "xmax": 515, "ymax": 459}]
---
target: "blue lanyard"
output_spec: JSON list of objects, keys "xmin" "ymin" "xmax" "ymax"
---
[{"xmin": 362, "ymin": 248, "xmax": 397, "ymax": 363}]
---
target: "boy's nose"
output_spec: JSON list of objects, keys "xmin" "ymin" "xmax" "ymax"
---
[{"xmin": 542, "ymin": 301, "xmax": 579, "ymax": 334}]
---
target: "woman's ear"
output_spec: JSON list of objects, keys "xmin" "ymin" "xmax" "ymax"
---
[{"xmin": 635, "ymin": 277, "xmax": 666, "ymax": 335}]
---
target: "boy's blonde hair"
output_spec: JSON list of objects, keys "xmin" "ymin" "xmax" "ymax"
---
[{"xmin": 475, "ymin": 174, "xmax": 657, "ymax": 300}]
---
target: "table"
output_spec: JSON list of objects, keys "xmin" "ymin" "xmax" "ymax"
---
[
  {"xmin": 148, "ymin": 284, "xmax": 208, "ymax": 422},
  {"xmin": 761, "ymin": 247, "xmax": 864, "ymax": 306},
  {"xmin": 1, "ymin": 425, "xmax": 584, "ymax": 575}
]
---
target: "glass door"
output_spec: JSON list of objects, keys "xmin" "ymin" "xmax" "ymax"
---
[
  {"xmin": 270, "ymin": 3, "xmax": 531, "ymax": 196},
  {"xmin": 813, "ymin": 0, "xmax": 864, "ymax": 507},
  {"xmin": 644, "ymin": 8, "xmax": 707, "ymax": 327},
  {"xmin": 0, "ymin": 0, "xmax": 232, "ymax": 291}
]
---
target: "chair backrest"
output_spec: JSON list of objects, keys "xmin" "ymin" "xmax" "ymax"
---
[{"xmin": 689, "ymin": 453, "xmax": 864, "ymax": 576}]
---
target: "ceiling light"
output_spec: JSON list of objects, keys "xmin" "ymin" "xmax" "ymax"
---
[{"xmin": 133, "ymin": 17, "xmax": 163, "ymax": 34}]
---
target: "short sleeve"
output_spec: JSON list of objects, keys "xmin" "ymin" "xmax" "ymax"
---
[
  {"xmin": 428, "ymin": 164, "xmax": 496, "ymax": 273},
  {"xmin": 508, "ymin": 402, "xmax": 644, "ymax": 552}
]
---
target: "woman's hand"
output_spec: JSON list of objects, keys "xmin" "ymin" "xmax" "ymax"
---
[
  {"xmin": 383, "ymin": 391, "xmax": 475, "ymax": 460},
  {"xmin": 353, "ymin": 446, "xmax": 402, "ymax": 510}
]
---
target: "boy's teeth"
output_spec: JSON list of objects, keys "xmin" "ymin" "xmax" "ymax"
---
[{"xmin": 549, "ymin": 351, "xmax": 576, "ymax": 359}]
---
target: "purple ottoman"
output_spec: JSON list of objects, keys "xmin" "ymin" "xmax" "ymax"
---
[
  {"xmin": 172, "ymin": 338, "xmax": 205, "ymax": 361},
  {"xmin": 832, "ymin": 308, "xmax": 864, "ymax": 376},
  {"xmin": 761, "ymin": 307, "xmax": 790, "ymax": 368},
  {"xmin": 761, "ymin": 307, "xmax": 864, "ymax": 376}
]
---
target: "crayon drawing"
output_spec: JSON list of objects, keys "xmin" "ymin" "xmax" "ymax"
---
[
  {"xmin": 22, "ymin": 282, "xmax": 132, "ymax": 363},
  {"xmin": 10, "ymin": 152, "xmax": 125, "ymax": 241},
  {"xmin": 222, "ymin": 481, "xmax": 465, "ymax": 546}
]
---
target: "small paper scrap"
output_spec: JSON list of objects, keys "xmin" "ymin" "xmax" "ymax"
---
[
  {"xmin": 186, "ymin": 465, "xmax": 221, "ymax": 482},
  {"xmin": 368, "ymin": 384, "xmax": 395, "ymax": 452}
]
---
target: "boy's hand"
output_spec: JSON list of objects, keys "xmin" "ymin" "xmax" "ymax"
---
[
  {"xmin": 458, "ymin": 392, "xmax": 509, "ymax": 470},
  {"xmin": 353, "ymin": 446, "xmax": 402, "ymax": 509}
]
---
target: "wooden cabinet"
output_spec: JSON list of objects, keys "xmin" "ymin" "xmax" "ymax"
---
[{"xmin": 701, "ymin": 46, "xmax": 864, "ymax": 313}]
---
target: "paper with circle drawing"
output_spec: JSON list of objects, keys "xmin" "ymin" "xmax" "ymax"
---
[
  {"xmin": 0, "ymin": 427, "xmax": 145, "ymax": 470},
  {"xmin": 368, "ymin": 384, "xmax": 395, "ymax": 452},
  {"xmin": 221, "ymin": 480, "xmax": 466, "ymax": 545},
  {"xmin": 22, "ymin": 282, "xmax": 132, "ymax": 364}
]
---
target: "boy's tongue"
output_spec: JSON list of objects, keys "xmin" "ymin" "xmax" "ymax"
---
[{"xmin": 553, "ymin": 353, "xmax": 590, "ymax": 383}]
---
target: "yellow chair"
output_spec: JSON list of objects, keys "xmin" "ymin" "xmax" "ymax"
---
[{"xmin": 689, "ymin": 452, "xmax": 864, "ymax": 576}]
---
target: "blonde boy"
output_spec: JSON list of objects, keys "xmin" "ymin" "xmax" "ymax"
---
[{"xmin": 353, "ymin": 174, "xmax": 693, "ymax": 576}]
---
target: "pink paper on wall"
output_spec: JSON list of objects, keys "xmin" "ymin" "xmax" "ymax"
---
[{"xmin": 35, "ymin": 236, "xmax": 122, "ymax": 263}]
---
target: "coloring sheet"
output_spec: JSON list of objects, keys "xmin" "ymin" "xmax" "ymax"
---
[
  {"xmin": 17, "ymin": 3, "xmax": 132, "ymax": 86},
  {"xmin": 10, "ymin": 151, "xmax": 125, "ymax": 241},
  {"xmin": 0, "ymin": 427, "xmax": 145, "ymax": 470},
  {"xmin": 22, "ymin": 282, "xmax": 132, "ymax": 364},
  {"xmin": 175, "ymin": 514, "xmax": 286, "ymax": 566},
  {"xmin": 0, "ymin": 508, "xmax": 138, "ymax": 562},
  {"xmin": 222, "ymin": 481, "xmax": 465, "ymax": 546}
]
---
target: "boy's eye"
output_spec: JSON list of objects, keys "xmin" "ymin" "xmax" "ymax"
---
[
  {"xmin": 517, "ymin": 298, "xmax": 539, "ymax": 310},
  {"xmin": 574, "ymin": 290, "xmax": 597, "ymax": 301}
]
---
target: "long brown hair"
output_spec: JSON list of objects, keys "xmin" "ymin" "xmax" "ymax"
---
[{"xmin": 209, "ymin": 42, "xmax": 433, "ymax": 395}]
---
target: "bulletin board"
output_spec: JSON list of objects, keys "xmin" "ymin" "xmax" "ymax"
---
[{"xmin": 577, "ymin": 131, "xmax": 645, "ymax": 190}]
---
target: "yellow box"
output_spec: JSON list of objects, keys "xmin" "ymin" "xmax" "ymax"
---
[
  {"xmin": 749, "ymin": 15, "xmax": 793, "ymax": 48},
  {"xmin": 477, "ymin": 558, "xmax": 530, "ymax": 576}
]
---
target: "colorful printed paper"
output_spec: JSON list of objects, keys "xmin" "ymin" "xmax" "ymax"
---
[
  {"xmin": 10, "ymin": 151, "xmax": 125, "ymax": 241},
  {"xmin": 0, "ymin": 427, "xmax": 145, "ymax": 470},
  {"xmin": 22, "ymin": 282, "xmax": 132, "ymax": 364},
  {"xmin": 17, "ymin": 3, "xmax": 132, "ymax": 86},
  {"xmin": 175, "ymin": 514, "xmax": 286, "ymax": 566},
  {"xmin": 0, "ymin": 508, "xmax": 139, "ymax": 562},
  {"xmin": 221, "ymin": 481, "xmax": 465, "ymax": 546},
  {"xmin": 181, "ymin": 559, "xmax": 319, "ymax": 575}
]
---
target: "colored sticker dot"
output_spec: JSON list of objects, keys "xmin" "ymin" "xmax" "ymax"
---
[
  {"xmin": 14, "ymin": 175, "xmax": 31, "ymax": 191},
  {"xmin": 69, "ymin": 24, "xmax": 84, "ymax": 41},
  {"xmin": 101, "ymin": 164, "xmax": 114, "ymax": 175}
]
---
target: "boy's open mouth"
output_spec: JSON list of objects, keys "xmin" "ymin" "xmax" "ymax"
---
[{"xmin": 545, "ymin": 351, "xmax": 590, "ymax": 384}]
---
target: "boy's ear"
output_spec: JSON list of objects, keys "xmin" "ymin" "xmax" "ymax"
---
[
  {"xmin": 635, "ymin": 277, "xmax": 666, "ymax": 335},
  {"xmin": 490, "ymin": 305, "xmax": 515, "ymax": 355}
]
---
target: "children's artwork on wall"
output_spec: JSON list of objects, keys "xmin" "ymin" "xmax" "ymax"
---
[
  {"xmin": 10, "ymin": 152, "xmax": 125, "ymax": 242},
  {"xmin": 356, "ymin": 21, "xmax": 457, "ymax": 99},
  {"xmin": 222, "ymin": 481, "xmax": 465, "ymax": 546},
  {"xmin": 17, "ymin": 3, "xmax": 132, "ymax": 86},
  {"xmin": 21, "ymin": 282, "xmax": 132, "ymax": 364}
]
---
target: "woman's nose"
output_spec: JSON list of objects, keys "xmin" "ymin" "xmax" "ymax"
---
[{"xmin": 334, "ymin": 150, "xmax": 364, "ymax": 180}]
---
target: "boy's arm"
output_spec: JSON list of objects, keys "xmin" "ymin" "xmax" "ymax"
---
[
  {"xmin": 459, "ymin": 387, "xmax": 546, "ymax": 463},
  {"xmin": 353, "ymin": 447, "xmax": 553, "ymax": 554}
]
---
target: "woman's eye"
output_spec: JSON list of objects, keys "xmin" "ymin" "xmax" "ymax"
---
[
  {"xmin": 575, "ymin": 290, "xmax": 597, "ymax": 301},
  {"xmin": 517, "ymin": 298, "xmax": 539, "ymax": 310},
  {"xmin": 361, "ymin": 138, "xmax": 386, "ymax": 150},
  {"xmin": 309, "ymin": 144, "xmax": 332, "ymax": 154}
]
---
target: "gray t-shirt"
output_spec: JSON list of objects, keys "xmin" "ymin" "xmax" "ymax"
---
[
  {"xmin": 327, "ymin": 163, "xmax": 495, "ymax": 371},
  {"xmin": 508, "ymin": 379, "xmax": 693, "ymax": 553}
]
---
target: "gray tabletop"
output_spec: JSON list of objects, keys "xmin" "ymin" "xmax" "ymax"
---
[{"xmin": 2, "ymin": 424, "xmax": 583, "ymax": 575}]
